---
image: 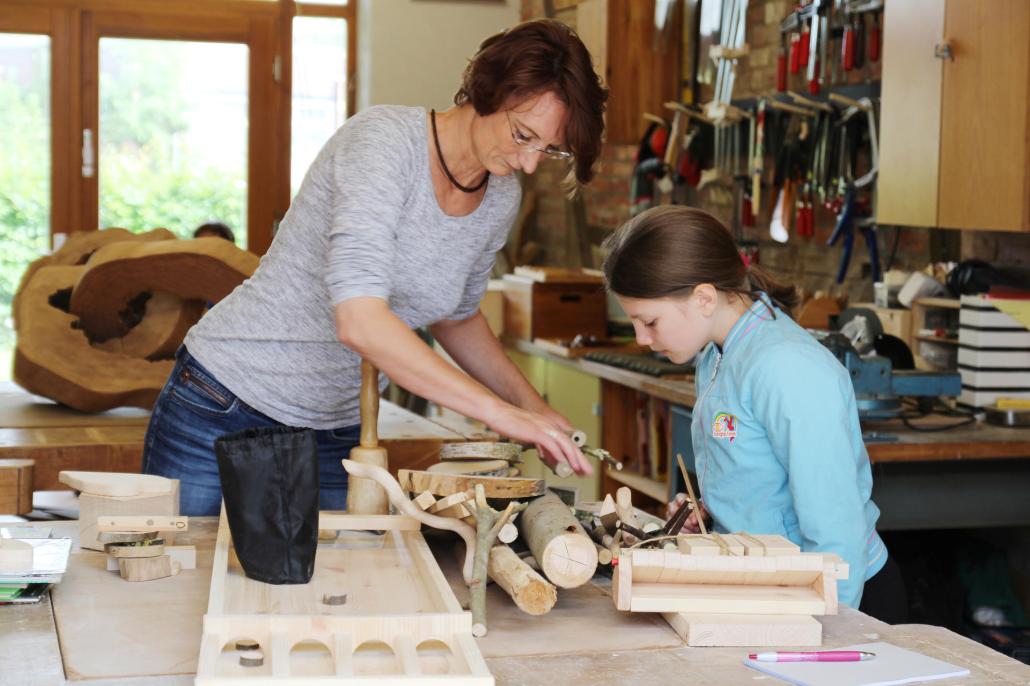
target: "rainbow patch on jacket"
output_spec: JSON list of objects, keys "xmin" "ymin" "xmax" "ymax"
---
[{"xmin": 712, "ymin": 412, "xmax": 738, "ymax": 442}]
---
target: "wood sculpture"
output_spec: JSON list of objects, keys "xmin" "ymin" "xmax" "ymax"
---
[
  {"xmin": 14, "ymin": 265, "xmax": 175, "ymax": 412},
  {"xmin": 12, "ymin": 229, "xmax": 258, "ymax": 412},
  {"xmin": 12, "ymin": 227, "xmax": 175, "ymax": 328},
  {"xmin": 69, "ymin": 237, "xmax": 258, "ymax": 341}
]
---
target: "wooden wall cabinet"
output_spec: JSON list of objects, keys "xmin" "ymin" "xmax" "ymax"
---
[{"xmin": 877, "ymin": 0, "xmax": 1030, "ymax": 231}]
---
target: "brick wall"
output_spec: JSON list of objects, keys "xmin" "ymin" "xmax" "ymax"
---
[{"xmin": 516, "ymin": 0, "xmax": 1020, "ymax": 303}]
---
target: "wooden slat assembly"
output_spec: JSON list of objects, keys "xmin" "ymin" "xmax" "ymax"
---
[
  {"xmin": 196, "ymin": 511, "xmax": 493, "ymax": 684},
  {"xmin": 613, "ymin": 534, "xmax": 849, "ymax": 647}
]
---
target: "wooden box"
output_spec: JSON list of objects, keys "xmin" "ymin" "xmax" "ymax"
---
[
  {"xmin": 0, "ymin": 459, "xmax": 34, "ymax": 515},
  {"xmin": 502, "ymin": 272, "xmax": 607, "ymax": 341}
]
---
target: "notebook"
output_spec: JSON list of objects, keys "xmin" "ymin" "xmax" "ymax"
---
[{"xmin": 744, "ymin": 641, "xmax": 970, "ymax": 686}]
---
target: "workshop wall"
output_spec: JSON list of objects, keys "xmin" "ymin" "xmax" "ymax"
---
[
  {"xmin": 358, "ymin": 0, "xmax": 520, "ymax": 112},
  {"xmin": 517, "ymin": 0, "xmax": 1030, "ymax": 302}
]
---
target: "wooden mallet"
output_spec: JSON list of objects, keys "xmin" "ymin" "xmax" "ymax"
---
[{"xmin": 344, "ymin": 360, "xmax": 389, "ymax": 515}]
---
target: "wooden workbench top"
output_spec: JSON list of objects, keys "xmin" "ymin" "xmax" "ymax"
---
[
  {"xmin": 508, "ymin": 338, "xmax": 1030, "ymax": 464},
  {"xmin": 2, "ymin": 519, "xmax": 1028, "ymax": 686},
  {"xmin": 0, "ymin": 383, "xmax": 476, "ymax": 491}
]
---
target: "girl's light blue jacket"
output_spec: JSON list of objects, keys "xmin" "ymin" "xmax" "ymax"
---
[{"xmin": 692, "ymin": 295, "xmax": 887, "ymax": 607}]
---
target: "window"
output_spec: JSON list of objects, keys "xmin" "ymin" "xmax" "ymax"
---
[{"xmin": 0, "ymin": 32, "xmax": 50, "ymax": 381}]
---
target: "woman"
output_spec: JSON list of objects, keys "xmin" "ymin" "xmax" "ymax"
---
[
  {"xmin": 143, "ymin": 19, "xmax": 608, "ymax": 515},
  {"xmin": 602, "ymin": 205, "xmax": 906, "ymax": 623}
]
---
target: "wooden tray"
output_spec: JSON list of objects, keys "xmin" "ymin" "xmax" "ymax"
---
[{"xmin": 195, "ymin": 512, "xmax": 492, "ymax": 684}]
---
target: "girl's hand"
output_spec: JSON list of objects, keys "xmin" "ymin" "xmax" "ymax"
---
[
  {"xmin": 666, "ymin": 492, "xmax": 708, "ymax": 533},
  {"xmin": 485, "ymin": 404, "xmax": 592, "ymax": 476}
]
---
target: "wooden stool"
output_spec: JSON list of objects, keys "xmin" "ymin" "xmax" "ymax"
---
[{"xmin": 0, "ymin": 459, "xmax": 35, "ymax": 515}]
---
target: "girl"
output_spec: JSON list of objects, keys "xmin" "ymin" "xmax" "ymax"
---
[{"xmin": 602, "ymin": 205, "xmax": 906, "ymax": 624}]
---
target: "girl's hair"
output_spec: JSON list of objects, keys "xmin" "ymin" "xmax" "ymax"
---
[
  {"xmin": 602, "ymin": 205, "xmax": 799, "ymax": 315},
  {"xmin": 454, "ymin": 19, "xmax": 608, "ymax": 188}
]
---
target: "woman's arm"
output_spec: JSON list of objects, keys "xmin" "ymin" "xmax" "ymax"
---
[
  {"xmin": 336, "ymin": 297, "xmax": 591, "ymax": 474},
  {"xmin": 429, "ymin": 313, "xmax": 570, "ymax": 428}
]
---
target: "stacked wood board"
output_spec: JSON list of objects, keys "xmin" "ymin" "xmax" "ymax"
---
[
  {"xmin": 612, "ymin": 533, "xmax": 849, "ymax": 647},
  {"xmin": 958, "ymin": 294, "xmax": 1030, "ymax": 407},
  {"xmin": 195, "ymin": 511, "xmax": 493, "ymax": 684}
]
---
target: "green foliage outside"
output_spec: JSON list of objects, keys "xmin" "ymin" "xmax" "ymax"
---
[{"xmin": 1, "ymin": 38, "xmax": 247, "ymax": 381}]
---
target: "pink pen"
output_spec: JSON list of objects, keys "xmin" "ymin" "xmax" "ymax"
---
[{"xmin": 748, "ymin": 651, "xmax": 876, "ymax": 662}]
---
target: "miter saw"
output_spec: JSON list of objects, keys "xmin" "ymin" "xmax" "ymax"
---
[{"xmin": 816, "ymin": 307, "xmax": 961, "ymax": 420}]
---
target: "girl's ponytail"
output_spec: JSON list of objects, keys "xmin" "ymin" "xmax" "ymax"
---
[{"xmin": 746, "ymin": 264, "xmax": 800, "ymax": 315}]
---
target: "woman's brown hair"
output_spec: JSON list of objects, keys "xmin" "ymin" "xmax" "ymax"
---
[
  {"xmin": 454, "ymin": 19, "xmax": 608, "ymax": 188},
  {"xmin": 602, "ymin": 206, "xmax": 800, "ymax": 315}
]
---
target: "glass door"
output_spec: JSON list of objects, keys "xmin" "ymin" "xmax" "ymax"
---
[
  {"xmin": 0, "ymin": 32, "xmax": 50, "ymax": 381},
  {"xmin": 98, "ymin": 38, "xmax": 249, "ymax": 246}
]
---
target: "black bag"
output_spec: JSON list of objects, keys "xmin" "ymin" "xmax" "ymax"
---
[{"xmin": 215, "ymin": 426, "xmax": 319, "ymax": 584}]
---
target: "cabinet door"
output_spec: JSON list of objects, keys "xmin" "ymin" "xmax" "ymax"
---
[
  {"xmin": 937, "ymin": 0, "xmax": 1030, "ymax": 231},
  {"xmin": 876, "ymin": 0, "xmax": 946, "ymax": 227}
]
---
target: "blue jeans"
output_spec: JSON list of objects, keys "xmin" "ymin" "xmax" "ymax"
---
[{"xmin": 142, "ymin": 347, "xmax": 358, "ymax": 516}]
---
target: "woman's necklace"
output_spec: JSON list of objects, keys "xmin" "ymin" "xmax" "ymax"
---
[{"xmin": 430, "ymin": 109, "xmax": 489, "ymax": 194}]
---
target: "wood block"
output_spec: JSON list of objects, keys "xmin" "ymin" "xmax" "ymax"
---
[
  {"xmin": 77, "ymin": 481, "xmax": 179, "ymax": 552},
  {"xmin": 107, "ymin": 546, "xmax": 193, "ymax": 571},
  {"xmin": 118, "ymin": 554, "xmax": 179, "ymax": 582},
  {"xmin": 426, "ymin": 491, "xmax": 471, "ymax": 514},
  {"xmin": 629, "ymin": 583, "xmax": 827, "ymax": 615},
  {"xmin": 411, "ymin": 490, "xmax": 437, "ymax": 511},
  {"xmin": 662, "ymin": 612, "xmax": 823, "ymax": 647},
  {"xmin": 60, "ymin": 471, "xmax": 175, "ymax": 497},
  {"xmin": 0, "ymin": 459, "xmax": 34, "ymax": 515}
]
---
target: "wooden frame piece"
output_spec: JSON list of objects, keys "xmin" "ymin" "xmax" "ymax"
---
[
  {"xmin": 613, "ymin": 542, "xmax": 849, "ymax": 616},
  {"xmin": 196, "ymin": 509, "xmax": 493, "ymax": 684}
]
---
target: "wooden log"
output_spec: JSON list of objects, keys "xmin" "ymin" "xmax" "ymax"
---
[
  {"xmin": 69, "ymin": 237, "xmax": 259, "ymax": 341},
  {"xmin": 0, "ymin": 459, "xmax": 34, "ymax": 515},
  {"xmin": 346, "ymin": 361, "xmax": 389, "ymax": 515},
  {"xmin": 519, "ymin": 490, "xmax": 598, "ymax": 589},
  {"xmin": 398, "ymin": 469, "xmax": 544, "ymax": 499},
  {"xmin": 13, "ymin": 265, "xmax": 174, "ymax": 412},
  {"xmin": 488, "ymin": 544, "xmax": 557, "ymax": 616},
  {"xmin": 439, "ymin": 442, "xmax": 522, "ymax": 462}
]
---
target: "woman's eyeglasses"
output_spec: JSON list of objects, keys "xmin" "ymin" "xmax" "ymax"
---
[{"xmin": 507, "ymin": 111, "xmax": 574, "ymax": 162}]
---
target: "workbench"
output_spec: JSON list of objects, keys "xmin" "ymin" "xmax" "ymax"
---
[
  {"xmin": 3, "ymin": 519, "xmax": 1028, "ymax": 686},
  {"xmin": 506, "ymin": 338, "xmax": 1030, "ymax": 529},
  {"xmin": 0, "ymin": 382, "xmax": 478, "ymax": 494}
]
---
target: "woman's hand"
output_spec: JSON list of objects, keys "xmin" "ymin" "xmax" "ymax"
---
[
  {"xmin": 666, "ymin": 492, "xmax": 708, "ymax": 533},
  {"xmin": 485, "ymin": 403, "xmax": 592, "ymax": 476}
]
